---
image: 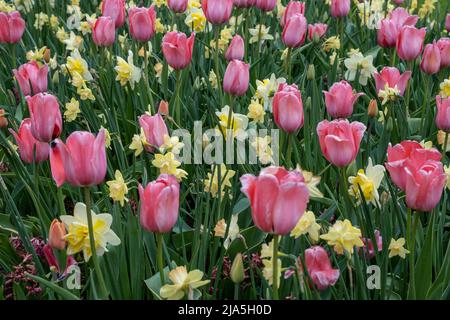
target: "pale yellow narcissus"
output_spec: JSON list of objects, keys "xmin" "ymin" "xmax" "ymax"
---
[
  {"xmin": 290, "ymin": 211, "xmax": 321, "ymax": 242},
  {"xmin": 320, "ymin": 219, "xmax": 364, "ymax": 255},
  {"xmin": 160, "ymin": 266, "xmax": 210, "ymax": 300},
  {"xmin": 204, "ymin": 164, "xmax": 236, "ymax": 198},
  {"xmin": 106, "ymin": 170, "xmax": 128, "ymax": 207},
  {"xmin": 129, "ymin": 128, "xmax": 148, "ymax": 156},
  {"xmin": 215, "ymin": 105, "xmax": 248, "ymax": 140},
  {"xmin": 388, "ymin": 238, "xmax": 410, "ymax": 259},
  {"xmin": 247, "ymin": 99, "xmax": 266, "ymax": 124},
  {"xmin": 262, "ymin": 258, "xmax": 282, "ymax": 287},
  {"xmin": 115, "ymin": 51, "xmax": 141, "ymax": 88},
  {"xmin": 348, "ymin": 158, "xmax": 385, "ymax": 205},
  {"xmin": 152, "ymin": 152, "xmax": 188, "ymax": 181},
  {"xmin": 249, "ymin": 25, "xmax": 274, "ymax": 44},
  {"xmin": 60, "ymin": 203, "xmax": 121, "ymax": 262},
  {"xmin": 440, "ymin": 78, "xmax": 450, "ymax": 98},
  {"xmin": 213, "ymin": 214, "xmax": 239, "ymax": 249},
  {"xmin": 64, "ymin": 98, "xmax": 80, "ymax": 122}
]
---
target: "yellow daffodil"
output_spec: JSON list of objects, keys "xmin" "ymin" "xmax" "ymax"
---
[
  {"xmin": 444, "ymin": 166, "xmax": 450, "ymax": 190},
  {"xmin": 262, "ymin": 258, "xmax": 281, "ymax": 287},
  {"xmin": 115, "ymin": 51, "xmax": 142, "ymax": 88},
  {"xmin": 344, "ymin": 51, "xmax": 376, "ymax": 86},
  {"xmin": 418, "ymin": 0, "xmax": 437, "ymax": 19},
  {"xmin": 64, "ymin": 98, "xmax": 80, "ymax": 122},
  {"xmin": 34, "ymin": 12, "xmax": 49, "ymax": 30},
  {"xmin": 65, "ymin": 49, "xmax": 93, "ymax": 81},
  {"xmin": 378, "ymin": 84, "xmax": 401, "ymax": 105},
  {"xmin": 209, "ymin": 70, "xmax": 218, "ymax": 88},
  {"xmin": 439, "ymin": 78, "xmax": 450, "ymax": 98},
  {"xmin": 102, "ymin": 126, "xmax": 111, "ymax": 148},
  {"xmin": 129, "ymin": 128, "xmax": 147, "ymax": 156},
  {"xmin": 152, "ymin": 152, "xmax": 188, "ymax": 181},
  {"xmin": 63, "ymin": 31, "xmax": 83, "ymax": 51},
  {"xmin": 204, "ymin": 164, "xmax": 235, "ymax": 199},
  {"xmin": 300, "ymin": 168, "xmax": 324, "ymax": 198},
  {"xmin": 388, "ymin": 238, "xmax": 410, "ymax": 258},
  {"xmin": 153, "ymin": 0, "xmax": 167, "ymax": 8},
  {"xmin": 26, "ymin": 46, "xmax": 47, "ymax": 63},
  {"xmin": 0, "ymin": 0, "xmax": 15, "ymax": 12},
  {"xmin": 106, "ymin": 170, "xmax": 128, "ymax": 207},
  {"xmin": 255, "ymin": 74, "xmax": 286, "ymax": 110},
  {"xmin": 215, "ymin": 105, "xmax": 249, "ymax": 140},
  {"xmin": 247, "ymin": 99, "xmax": 266, "ymax": 124},
  {"xmin": 249, "ymin": 24, "xmax": 274, "ymax": 44},
  {"xmin": 185, "ymin": 8, "xmax": 208, "ymax": 33},
  {"xmin": 214, "ymin": 215, "xmax": 239, "ymax": 249},
  {"xmin": 290, "ymin": 211, "xmax": 321, "ymax": 242},
  {"xmin": 251, "ymin": 136, "xmax": 274, "ymax": 165},
  {"xmin": 348, "ymin": 158, "xmax": 385, "ymax": 205},
  {"xmin": 323, "ymin": 36, "xmax": 340, "ymax": 52},
  {"xmin": 60, "ymin": 203, "xmax": 121, "ymax": 262},
  {"xmin": 160, "ymin": 266, "xmax": 210, "ymax": 300},
  {"xmin": 160, "ymin": 135, "xmax": 185, "ymax": 155},
  {"xmin": 320, "ymin": 219, "xmax": 364, "ymax": 255},
  {"xmin": 437, "ymin": 130, "xmax": 450, "ymax": 153}
]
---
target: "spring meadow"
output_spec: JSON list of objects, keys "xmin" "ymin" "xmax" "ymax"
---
[{"xmin": 0, "ymin": 0, "xmax": 449, "ymax": 302}]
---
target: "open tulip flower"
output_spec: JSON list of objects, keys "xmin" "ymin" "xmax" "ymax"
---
[{"xmin": 0, "ymin": 0, "xmax": 449, "ymax": 303}]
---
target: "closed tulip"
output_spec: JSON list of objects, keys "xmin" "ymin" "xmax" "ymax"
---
[
  {"xmin": 240, "ymin": 166, "xmax": 310, "ymax": 235},
  {"xmin": 396, "ymin": 26, "xmax": 426, "ymax": 61},
  {"xmin": 255, "ymin": 0, "xmax": 277, "ymax": 12},
  {"xmin": 377, "ymin": 8, "xmax": 418, "ymax": 48},
  {"xmin": 282, "ymin": 14, "xmax": 307, "ymax": 48},
  {"xmin": 139, "ymin": 113, "xmax": 168, "ymax": 152},
  {"xmin": 139, "ymin": 174, "xmax": 180, "ymax": 233},
  {"xmin": 389, "ymin": 7, "xmax": 418, "ymax": 27},
  {"xmin": 168, "ymin": 0, "xmax": 189, "ymax": 13},
  {"xmin": 234, "ymin": 0, "xmax": 256, "ymax": 8},
  {"xmin": 323, "ymin": 80, "xmax": 363, "ymax": 118},
  {"xmin": 281, "ymin": 1, "xmax": 306, "ymax": 27},
  {"xmin": 308, "ymin": 23, "xmax": 328, "ymax": 41},
  {"xmin": 101, "ymin": 0, "xmax": 126, "ymax": 28},
  {"xmin": 225, "ymin": 35, "xmax": 245, "ymax": 61},
  {"xmin": 48, "ymin": 219, "xmax": 66, "ymax": 250},
  {"xmin": 305, "ymin": 246, "xmax": 340, "ymax": 290},
  {"xmin": 317, "ymin": 119, "xmax": 366, "ymax": 167},
  {"xmin": 273, "ymin": 83, "xmax": 304, "ymax": 133},
  {"xmin": 405, "ymin": 160, "xmax": 446, "ymax": 212},
  {"xmin": 128, "ymin": 6, "xmax": 157, "ymax": 42},
  {"xmin": 9, "ymin": 119, "xmax": 50, "ymax": 164},
  {"xmin": 420, "ymin": 42, "xmax": 441, "ymax": 75},
  {"xmin": 330, "ymin": 0, "xmax": 350, "ymax": 18},
  {"xmin": 385, "ymin": 140, "xmax": 441, "ymax": 191},
  {"xmin": 162, "ymin": 31, "xmax": 195, "ymax": 70},
  {"xmin": 13, "ymin": 61, "xmax": 48, "ymax": 96},
  {"xmin": 26, "ymin": 93, "xmax": 62, "ymax": 143},
  {"xmin": 373, "ymin": 67, "xmax": 411, "ymax": 96},
  {"xmin": 436, "ymin": 96, "xmax": 450, "ymax": 132},
  {"xmin": 0, "ymin": 11, "xmax": 25, "ymax": 44},
  {"xmin": 202, "ymin": 0, "xmax": 233, "ymax": 25},
  {"xmin": 223, "ymin": 60, "xmax": 250, "ymax": 96},
  {"xmin": 92, "ymin": 16, "xmax": 116, "ymax": 46},
  {"xmin": 49, "ymin": 129, "xmax": 107, "ymax": 187},
  {"xmin": 436, "ymin": 38, "xmax": 450, "ymax": 69},
  {"xmin": 446, "ymin": 14, "xmax": 450, "ymax": 33}
]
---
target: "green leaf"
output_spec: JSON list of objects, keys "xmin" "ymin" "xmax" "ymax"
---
[
  {"xmin": 25, "ymin": 273, "xmax": 80, "ymax": 300},
  {"xmin": 413, "ymin": 216, "xmax": 434, "ymax": 299},
  {"xmin": 144, "ymin": 262, "xmax": 177, "ymax": 300},
  {"xmin": 232, "ymin": 197, "xmax": 250, "ymax": 215}
]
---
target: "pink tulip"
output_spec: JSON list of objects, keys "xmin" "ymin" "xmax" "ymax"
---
[
  {"xmin": 223, "ymin": 60, "xmax": 250, "ymax": 96},
  {"xmin": 138, "ymin": 113, "xmax": 168, "ymax": 152},
  {"xmin": 377, "ymin": 8, "xmax": 418, "ymax": 48},
  {"xmin": 0, "ymin": 11, "xmax": 25, "ymax": 44},
  {"xmin": 92, "ymin": 16, "xmax": 116, "ymax": 46},
  {"xmin": 330, "ymin": 0, "xmax": 350, "ymax": 18},
  {"xmin": 323, "ymin": 80, "xmax": 363, "ymax": 118},
  {"xmin": 359, "ymin": 230, "xmax": 382, "ymax": 259},
  {"xmin": 308, "ymin": 23, "xmax": 328, "ymax": 41},
  {"xmin": 396, "ymin": 26, "xmax": 426, "ymax": 61},
  {"xmin": 13, "ymin": 61, "xmax": 48, "ymax": 96},
  {"xmin": 162, "ymin": 31, "xmax": 195, "ymax": 70},
  {"xmin": 436, "ymin": 96, "xmax": 450, "ymax": 132},
  {"xmin": 437, "ymin": 38, "xmax": 450, "ymax": 68},
  {"xmin": 446, "ymin": 14, "xmax": 450, "ymax": 33},
  {"xmin": 393, "ymin": 0, "xmax": 404, "ymax": 4},
  {"xmin": 385, "ymin": 140, "xmax": 441, "ymax": 191},
  {"xmin": 225, "ymin": 35, "xmax": 245, "ymax": 61},
  {"xmin": 26, "ymin": 93, "xmax": 62, "ymax": 143},
  {"xmin": 234, "ymin": 0, "xmax": 256, "ymax": 8},
  {"xmin": 202, "ymin": 0, "xmax": 233, "ymax": 25},
  {"xmin": 317, "ymin": 119, "xmax": 366, "ymax": 167},
  {"xmin": 282, "ymin": 14, "xmax": 307, "ymax": 48},
  {"xmin": 273, "ymin": 83, "xmax": 304, "ymax": 133},
  {"xmin": 373, "ymin": 67, "xmax": 411, "ymax": 96},
  {"xmin": 49, "ymin": 129, "xmax": 107, "ymax": 187},
  {"xmin": 128, "ymin": 6, "xmax": 157, "ymax": 42},
  {"xmin": 168, "ymin": 0, "xmax": 189, "ymax": 13},
  {"xmin": 420, "ymin": 42, "xmax": 441, "ymax": 75},
  {"xmin": 305, "ymin": 246, "xmax": 340, "ymax": 290},
  {"xmin": 405, "ymin": 160, "xmax": 446, "ymax": 212},
  {"xmin": 9, "ymin": 119, "xmax": 50, "ymax": 164},
  {"xmin": 139, "ymin": 174, "xmax": 180, "ymax": 233},
  {"xmin": 43, "ymin": 244, "xmax": 77, "ymax": 276},
  {"xmin": 281, "ymin": 1, "xmax": 306, "ymax": 28},
  {"xmin": 101, "ymin": 0, "xmax": 126, "ymax": 28},
  {"xmin": 240, "ymin": 166, "xmax": 310, "ymax": 235},
  {"xmin": 255, "ymin": 0, "xmax": 277, "ymax": 12}
]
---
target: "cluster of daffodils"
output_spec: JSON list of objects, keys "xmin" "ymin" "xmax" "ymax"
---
[
  {"xmin": 356, "ymin": 0, "xmax": 394, "ymax": 29},
  {"xmin": 185, "ymin": 0, "xmax": 208, "ymax": 33},
  {"xmin": 204, "ymin": 164, "xmax": 236, "ymax": 199},
  {"xmin": 206, "ymin": 26, "xmax": 234, "ymax": 58},
  {"xmin": 62, "ymin": 49, "xmax": 95, "ymax": 101},
  {"xmin": 261, "ymin": 240, "xmax": 282, "ymax": 288}
]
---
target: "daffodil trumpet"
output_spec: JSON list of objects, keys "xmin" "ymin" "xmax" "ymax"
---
[{"xmin": 83, "ymin": 187, "xmax": 109, "ymax": 299}]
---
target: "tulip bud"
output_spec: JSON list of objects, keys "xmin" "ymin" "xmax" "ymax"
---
[
  {"xmin": 43, "ymin": 48, "xmax": 51, "ymax": 63},
  {"xmin": 158, "ymin": 100, "xmax": 169, "ymax": 116},
  {"xmin": 420, "ymin": 42, "xmax": 441, "ymax": 75},
  {"xmin": 386, "ymin": 117, "xmax": 393, "ymax": 132},
  {"xmin": 230, "ymin": 253, "xmax": 245, "ymax": 284},
  {"xmin": 307, "ymin": 64, "xmax": 315, "ymax": 80},
  {"xmin": 368, "ymin": 99, "xmax": 378, "ymax": 118},
  {"xmin": 48, "ymin": 219, "xmax": 66, "ymax": 250},
  {"xmin": 223, "ymin": 60, "xmax": 250, "ymax": 96},
  {"xmin": 0, "ymin": 109, "xmax": 7, "ymax": 128}
]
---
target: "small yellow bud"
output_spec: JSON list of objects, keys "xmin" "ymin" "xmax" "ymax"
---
[{"xmin": 307, "ymin": 64, "xmax": 315, "ymax": 80}]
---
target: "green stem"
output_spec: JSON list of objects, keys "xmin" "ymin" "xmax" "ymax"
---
[
  {"xmin": 285, "ymin": 48, "xmax": 292, "ymax": 82},
  {"xmin": 83, "ymin": 187, "xmax": 108, "ymax": 299},
  {"xmin": 419, "ymin": 75, "xmax": 429, "ymax": 136},
  {"xmin": 214, "ymin": 26, "xmax": 222, "ymax": 104},
  {"xmin": 157, "ymin": 233, "xmax": 165, "ymax": 285},
  {"xmin": 442, "ymin": 132, "xmax": 449, "ymax": 160},
  {"xmin": 272, "ymin": 235, "xmax": 279, "ymax": 300},
  {"xmin": 286, "ymin": 133, "xmax": 293, "ymax": 168},
  {"xmin": 143, "ymin": 43, "xmax": 155, "ymax": 114},
  {"xmin": 57, "ymin": 187, "xmax": 66, "ymax": 215},
  {"xmin": 174, "ymin": 69, "xmax": 182, "ymax": 125},
  {"xmin": 234, "ymin": 283, "xmax": 239, "ymax": 300}
]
